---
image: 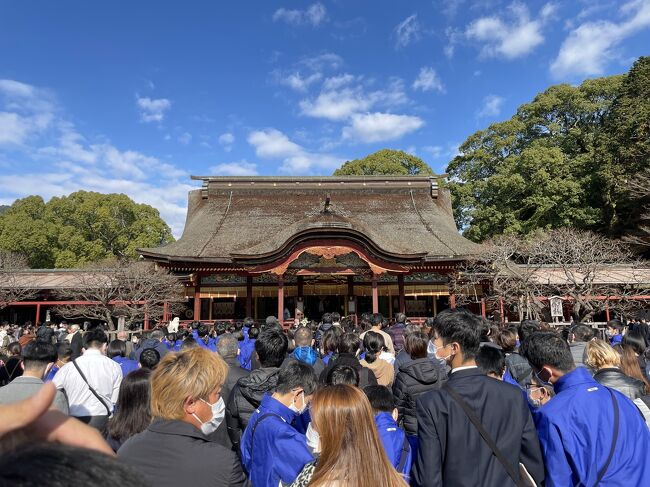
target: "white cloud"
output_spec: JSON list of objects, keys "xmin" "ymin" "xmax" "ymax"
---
[
  {"xmin": 0, "ymin": 79, "xmax": 36, "ymax": 98},
  {"xmin": 136, "ymin": 96, "xmax": 171, "ymax": 123},
  {"xmin": 477, "ymin": 94, "xmax": 505, "ymax": 118},
  {"xmin": 300, "ymin": 52, "xmax": 343, "ymax": 72},
  {"xmin": 178, "ymin": 132, "xmax": 192, "ymax": 145},
  {"xmin": 273, "ymin": 2, "xmax": 327, "ymax": 27},
  {"xmin": 218, "ymin": 132, "xmax": 235, "ymax": 152},
  {"xmin": 422, "ymin": 145, "xmax": 444, "ymax": 159},
  {"xmin": 278, "ymin": 71, "xmax": 322, "ymax": 91},
  {"xmin": 247, "ymin": 128, "xmax": 343, "ymax": 174},
  {"xmin": 299, "ymin": 79, "xmax": 409, "ymax": 121},
  {"xmin": 209, "ymin": 161, "xmax": 259, "ymax": 176},
  {"xmin": 342, "ymin": 112, "xmax": 424, "ymax": 143},
  {"xmin": 0, "ymin": 112, "xmax": 31, "ymax": 145},
  {"xmin": 465, "ymin": 2, "xmax": 555, "ymax": 59},
  {"xmin": 412, "ymin": 67, "xmax": 445, "ymax": 93},
  {"xmin": 394, "ymin": 14, "xmax": 421, "ymax": 48},
  {"xmin": 248, "ymin": 129, "xmax": 302, "ymax": 158},
  {"xmin": 551, "ymin": 0, "xmax": 650, "ymax": 78}
]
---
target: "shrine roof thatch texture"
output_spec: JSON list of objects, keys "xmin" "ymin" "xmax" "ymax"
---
[{"xmin": 139, "ymin": 176, "xmax": 480, "ymax": 264}]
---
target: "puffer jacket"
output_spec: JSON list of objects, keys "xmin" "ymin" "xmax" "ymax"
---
[
  {"xmin": 392, "ymin": 358, "xmax": 446, "ymax": 436},
  {"xmin": 505, "ymin": 351, "xmax": 531, "ymax": 386},
  {"xmin": 225, "ymin": 366, "xmax": 280, "ymax": 451},
  {"xmin": 593, "ymin": 367, "xmax": 646, "ymax": 400}
]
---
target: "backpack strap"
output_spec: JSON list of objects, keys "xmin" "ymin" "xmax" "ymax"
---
[
  {"xmin": 595, "ymin": 388, "xmax": 619, "ymax": 485},
  {"xmin": 249, "ymin": 412, "xmax": 283, "ymax": 466},
  {"xmin": 72, "ymin": 359, "xmax": 111, "ymax": 416},
  {"xmin": 397, "ymin": 434, "xmax": 411, "ymax": 473}
]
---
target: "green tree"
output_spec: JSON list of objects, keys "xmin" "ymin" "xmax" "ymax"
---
[
  {"xmin": 333, "ymin": 149, "xmax": 434, "ymax": 176},
  {"xmin": 0, "ymin": 191, "xmax": 173, "ymax": 268},
  {"xmin": 447, "ymin": 72, "xmax": 625, "ymax": 242}
]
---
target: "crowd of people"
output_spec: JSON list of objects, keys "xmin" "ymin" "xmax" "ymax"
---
[{"xmin": 1, "ymin": 310, "xmax": 650, "ymax": 486}]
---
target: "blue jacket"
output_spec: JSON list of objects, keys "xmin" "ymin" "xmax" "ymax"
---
[
  {"xmin": 239, "ymin": 338, "xmax": 255, "ymax": 371},
  {"xmin": 240, "ymin": 394, "xmax": 313, "ymax": 487},
  {"xmin": 112, "ymin": 356, "xmax": 139, "ymax": 377},
  {"xmin": 192, "ymin": 330, "xmax": 216, "ymax": 352},
  {"xmin": 44, "ymin": 365, "xmax": 59, "ymax": 382},
  {"xmin": 534, "ymin": 367, "xmax": 650, "ymax": 486},
  {"xmin": 609, "ymin": 334, "xmax": 623, "ymax": 346},
  {"xmin": 375, "ymin": 412, "xmax": 412, "ymax": 479}
]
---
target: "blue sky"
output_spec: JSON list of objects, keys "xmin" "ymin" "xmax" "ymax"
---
[{"xmin": 1, "ymin": 0, "xmax": 649, "ymax": 236}]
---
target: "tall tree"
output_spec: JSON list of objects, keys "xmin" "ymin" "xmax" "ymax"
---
[
  {"xmin": 333, "ymin": 149, "xmax": 434, "ymax": 176},
  {"xmin": 0, "ymin": 191, "xmax": 173, "ymax": 268},
  {"xmin": 447, "ymin": 73, "xmax": 624, "ymax": 241},
  {"xmin": 0, "ymin": 251, "xmax": 37, "ymax": 310}
]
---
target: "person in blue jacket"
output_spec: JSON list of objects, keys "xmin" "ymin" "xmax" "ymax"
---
[
  {"xmin": 107, "ymin": 339, "xmax": 139, "ymax": 377},
  {"xmin": 192, "ymin": 324, "xmax": 216, "ymax": 352},
  {"xmin": 240, "ymin": 361, "xmax": 316, "ymax": 487},
  {"xmin": 606, "ymin": 320, "xmax": 624, "ymax": 346},
  {"xmin": 520, "ymin": 331, "xmax": 650, "ymax": 486},
  {"xmin": 238, "ymin": 327, "xmax": 258, "ymax": 371},
  {"xmin": 364, "ymin": 385, "xmax": 412, "ymax": 482}
]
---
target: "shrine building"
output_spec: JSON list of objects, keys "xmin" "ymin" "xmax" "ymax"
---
[{"xmin": 139, "ymin": 175, "xmax": 480, "ymax": 324}]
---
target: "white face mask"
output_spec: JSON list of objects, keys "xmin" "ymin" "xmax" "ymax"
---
[
  {"xmin": 305, "ymin": 422, "xmax": 321, "ymax": 453},
  {"xmin": 289, "ymin": 391, "xmax": 307, "ymax": 414},
  {"xmin": 192, "ymin": 397, "xmax": 225, "ymax": 435},
  {"xmin": 428, "ymin": 340, "xmax": 448, "ymax": 366},
  {"xmin": 435, "ymin": 343, "xmax": 454, "ymax": 365}
]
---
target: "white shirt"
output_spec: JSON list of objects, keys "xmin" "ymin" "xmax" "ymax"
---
[
  {"xmin": 53, "ymin": 348, "xmax": 122, "ymax": 417},
  {"xmin": 450, "ymin": 365, "xmax": 479, "ymax": 374}
]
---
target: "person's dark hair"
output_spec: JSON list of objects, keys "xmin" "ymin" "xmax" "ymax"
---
[
  {"xmin": 255, "ymin": 329, "xmax": 288, "ymax": 368},
  {"xmin": 363, "ymin": 385, "xmax": 394, "ymax": 412},
  {"xmin": 326, "ymin": 364, "xmax": 359, "ymax": 386},
  {"xmin": 214, "ymin": 322, "xmax": 227, "ymax": 336},
  {"xmin": 139, "ymin": 348, "xmax": 161, "ymax": 370},
  {"xmin": 275, "ymin": 361, "xmax": 317, "ymax": 395},
  {"xmin": 83, "ymin": 328, "xmax": 108, "ymax": 348},
  {"xmin": 197, "ymin": 324, "xmax": 209, "ymax": 338},
  {"xmin": 331, "ymin": 312, "xmax": 340, "ymax": 323},
  {"xmin": 216, "ymin": 333, "xmax": 239, "ymax": 359},
  {"xmin": 56, "ymin": 342, "xmax": 72, "ymax": 361},
  {"xmin": 476, "ymin": 346, "xmax": 506, "ymax": 378},
  {"xmin": 249, "ymin": 326, "xmax": 260, "ymax": 339},
  {"xmin": 607, "ymin": 320, "xmax": 624, "ymax": 332},
  {"xmin": 166, "ymin": 332, "xmax": 177, "ymax": 343},
  {"xmin": 571, "ymin": 324, "xmax": 594, "ymax": 343},
  {"xmin": 180, "ymin": 337, "xmax": 198, "ymax": 350},
  {"xmin": 395, "ymin": 313, "xmax": 406, "ymax": 324},
  {"xmin": 0, "ymin": 444, "xmax": 148, "ymax": 487},
  {"xmin": 405, "ymin": 330, "xmax": 428, "ymax": 359},
  {"xmin": 265, "ymin": 316, "xmax": 280, "ymax": 329},
  {"xmin": 519, "ymin": 331, "xmax": 575, "ymax": 372},
  {"xmin": 234, "ymin": 330, "xmax": 245, "ymax": 342},
  {"xmin": 370, "ymin": 313, "xmax": 384, "ymax": 328},
  {"xmin": 243, "ymin": 317, "xmax": 255, "ymax": 328},
  {"xmin": 338, "ymin": 333, "xmax": 361, "ymax": 355},
  {"xmin": 321, "ymin": 327, "xmax": 342, "ymax": 354},
  {"xmin": 432, "ymin": 308, "xmax": 481, "ymax": 360},
  {"xmin": 7, "ymin": 342, "xmax": 21, "ymax": 356},
  {"xmin": 293, "ymin": 326, "xmax": 313, "ymax": 347},
  {"xmin": 233, "ymin": 321, "xmax": 244, "ymax": 331},
  {"xmin": 321, "ymin": 313, "xmax": 333, "ymax": 325},
  {"xmin": 362, "ymin": 332, "xmax": 385, "ymax": 364},
  {"xmin": 107, "ymin": 339, "xmax": 127, "ymax": 359},
  {"xmin": 21, "ymin": 341, "xmax": 57, "ymax": 369},
  {"xmin": 622, "ymin": 330, "xmax": 647, "ymax": 355},
  {"xmin": 106, "ymin": 368, "xmax": 152, "ymax": 445},
  {"xmin": 517, "ymin": 320, "xmax": 540, "ymax": 343},
  {"xmin": 150, "ymin": 329, "xmax": 165, "ymax": 341},
  {"xmin": 494, "ymin": 328, "xmax": 517, "ymax": 353},
  {"xmin": 404, "ymin": 323, "xmax": 420, "ymax": 338}
]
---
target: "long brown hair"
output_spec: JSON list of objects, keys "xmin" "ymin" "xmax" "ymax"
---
[
  {"xmin": 618, "ymin": 344, "xmax": 650, "ymax": 395},
  {"xmin": 309, "ymin": 384, "xmax": 407, "ymax": 487}
]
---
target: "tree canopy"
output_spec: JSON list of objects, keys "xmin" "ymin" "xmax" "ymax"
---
[
  {"xmin": 0, "ymin": 191, "xmax": 173, "ymax": 268},
  {"xmin": 333, "ymin": 149, "xmax": 434, "ymax": 176},
  {"xmin": 447, "ymin": 56, "xmax": 650, "ymax": 245}
]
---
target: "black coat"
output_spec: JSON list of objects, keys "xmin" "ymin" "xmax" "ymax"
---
[
  {"xmin": 318, "ymin": 353, "xmax": 377, "ymax": 389},
  {"xmin": 392, "ymin": 358, "xmax": 446, "ymax": 436},
  {"xmin": 222, "ymin": 357, "xmax": 251, "ymax": 404},
  {"xmin": 412, "ymin": 368, "xmax": 545, "ymax": 487},
  {"xmin": 225, "ymin": 366, "xmax": 279, "ymax": 451},
  {"xmin": 70, "ymin": 332, "xmax": 83, "ymax": 361},
  {"xmin": 118, "ymin": 419, "xmax": 248, "ymax": 487},
  {"xmin": 593, "ymin": 367, "xmax": 646, "ymax": 400}
]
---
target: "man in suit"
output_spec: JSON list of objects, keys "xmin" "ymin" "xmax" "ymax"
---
[
  {"xmin": 67, "ymin": 324, "xmax": 83, "ymax": 361},
  {"xmin": 412, "ymin": 309, "xmax": 544, "ymax": 487}
]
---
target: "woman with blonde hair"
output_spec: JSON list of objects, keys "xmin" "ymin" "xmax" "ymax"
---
[
  {"xmin": 291, "ymin": 384, "xmax": 407, "ymax": 487},
  {"xmin": 585, "ymin": 339, "xmax": 646, "ymax": 400},
  {"xmin": 118, "ymin": 347, "xmax": 247, "ymax": 487}
]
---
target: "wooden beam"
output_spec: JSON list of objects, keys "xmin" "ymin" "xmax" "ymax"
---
[
  {"xmin": 398, "ymin": 274, "xmax": 405, "ymax": 315},
  {"xmin": 372, "ymin": 275, "xmax": 379, "ymax": 313},
  {"xmin": 277, "ymin": 276, "xmax": 285, "ymax": 327}
]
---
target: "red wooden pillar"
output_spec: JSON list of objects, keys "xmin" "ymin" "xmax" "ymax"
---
[
  {"xmin": 398, "ymin": 274, "xmax": 406, "ymax": 315},
  {"xmin": 347, "ymin": 275, "xmax": 355, "ymax": 318},
  {"xmin": 35, "ymin": 303, "xmax": 41, "ymax": 324},
  {"xmin": 450, "ymin": 293, "xmax": 457, "ymax": 309},
  {"xmin": 277, "ymin": 276, "xmax": 285, "ymax": 326},
  {"xmin": 372, "ymin": 275, "xmax": 379, "ymax": 314},
  {"xmin": 193, "ymin": 286, "xmax": 201, "ymax": 322},
  {"xmin": 605, "ymin": 300, "xmax": 611, "ymax": 322},
  {"xmin": 144, "ymin": 301, "xmax": 150, "ymax": 330},
  {"xmin": 499, "ymin": 298, "xmax": 505, "ymax": 323},
  {"xmin": 246, "ymin": 276, "xmax": 253, "ymax": 318},
  {"xmin": 163, "ymin": 302, "xmax": 169, "ymax": 322},
  {"xmin": 480, "ymin": 297, "xmax": 486, "ymax": 318}
]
